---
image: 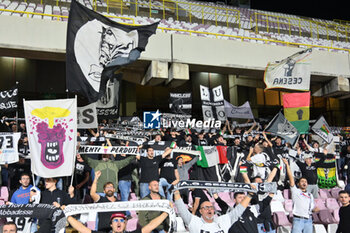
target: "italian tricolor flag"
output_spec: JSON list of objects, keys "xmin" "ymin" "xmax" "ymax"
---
[
  {"xmin": 196, "ymin": 146, "xmax": 228, "ymax": 168},
  {"xmin": 283, "ymin": 92, "xmax": 310, "ymax": 134}
]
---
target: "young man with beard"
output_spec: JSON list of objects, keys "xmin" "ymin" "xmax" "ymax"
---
[
  {"xmin": 174, "ymin": 187, "xmax": 254, "ymax": 233},
  {"xmin": 283, "ymin": 158, "xmax": 319, "ymax": 233},
  {"xmin": 336, "ymin": 190, "xmax": 350, "ymax": 233},
  {"xmin": 67, "ymin": 210, "xmax": 170, "ymax": 233},
  {"xmin": 138, "ymin": 180, "xmax": 169, "ymax": 233},
  {"xmin": 91, "ymin": 170, "xmax": 119, "ymax": 232}
]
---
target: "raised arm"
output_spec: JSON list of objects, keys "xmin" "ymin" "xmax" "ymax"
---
[
  {"xmin": 172, "ymin": 169, "xmax": 180, "ymax": 186},
  {"xmin": 142, "ymin": 212, "xmax": 169, "ymax": 233},
  {"xmin": 66, "ymin": 216, "xmax": 91, "ymax": 233},
  {"xmin": 90, "ymin": 170, "xmax": 101, "ymax": 202},
  {"xmin": 162, "ymin": 148, "xmax": 173, "ymax": 159},
  {"xmin": 244, "ymin": 121, "xmax": 256, "ymax": 135},
  {"xmin": 262, "ymin": 131, "xmax": 273, "ymax": 148},
  {"xmin": 283, "ymin": 158, "xmax": 295, "ymax": 187},
  {"xmin": 174, "ymin": 190, "xmax": 193, "ymax": 225}
]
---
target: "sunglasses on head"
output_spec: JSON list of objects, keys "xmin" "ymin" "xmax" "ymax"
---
[{"xmin": 112, "ymin": 219, "xmax": 125, "ymax": 223}]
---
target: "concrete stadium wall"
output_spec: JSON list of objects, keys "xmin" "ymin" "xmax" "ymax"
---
[{"xmin": 1, "ymin": 15, "xmax": 350, "ymax": 78}]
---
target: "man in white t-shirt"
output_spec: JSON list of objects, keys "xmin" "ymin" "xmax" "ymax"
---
[{"xmin": 283, "ymin": 158, "xmax": 319, "ymax": 233}]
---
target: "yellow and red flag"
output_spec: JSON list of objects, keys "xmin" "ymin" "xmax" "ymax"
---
[{"xmin": 283, "ymin": 92, "xmax": 310, "ymax": 134}]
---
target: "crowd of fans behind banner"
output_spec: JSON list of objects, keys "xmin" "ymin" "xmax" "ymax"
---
[{"xmin": 1, "ymin": 117, "xmax": 350, "ymax": 233}]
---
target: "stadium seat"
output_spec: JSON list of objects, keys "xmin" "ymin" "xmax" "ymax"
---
[
  {"xmin": 332, "ymin": 208, "xmax": 340, "ymax": 223},
  {"xmin": 327, "ymin": 224, "xmax": 338, "ymax": 233},
  {"xmin": 312, "ymin": 212, "xmax": 321, "ymax": 224},
  {"xmin": 330, "ymin": 188, "xmax": 341, "ymax": 199},
  {"xmin": 318, "ymin": 209, "xmax": 336, "ymax": 224},
  {"xmin": 325, "ymin": 198, "xmax": 340, "ymax": 210},
  {"xmin": 272, "ymin": 211, "xmax": 292, "ymax": 227},
  {"xmin": 313, "ymin": 224, "xmax": 327, "ymax": 233},
  {"xmin": 283, "ymin": 199, "xmax": 293, "ymax": 214},
  {"xmin": 319, "ymin": 189, "xmax": 331, "ymax": 199},
  {"xmin": 125, "ymin": 217, "xmax": 139, "ymax": 232},
  {"xmin": 0, "ymin": 186, "xmax": 9, "ymax": 202},
  {"xmin": 283, "ymin": 189, "xmax": 290, "ymax": 200},
  {"xmin": 314, "ymin": 199, "xmax": 327, "ymax": 210},
  {"xmin": 270, "ymin": 200, "xmax": 285, "ymax": 213}
]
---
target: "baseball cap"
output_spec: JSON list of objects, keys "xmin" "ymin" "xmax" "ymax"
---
[{"xmin": 110, "ymin": 212, "xmax": 127, "ymax": 222}]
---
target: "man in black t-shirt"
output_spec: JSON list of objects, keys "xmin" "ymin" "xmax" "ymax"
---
[
  {"xmin": 115, "ymin": 153, "xmax": 138, "ymax": 202},
  {"xmin": 73, "ymin": 153, "xmax": 92, "ymax": 200},
  {"xmin": 90, "ymin": 170, "xmax": 119, "ymax": 232},
  {"xmin": 337, "ymin": 190, "xmax": 350, "ymax": 233},
  {"xmin": 67, "ymin": 211, "xmax": 170, "ymax": 233},
  {"xmin": 159, "ymin": 155, "xmax": 179, "ymax": 200},
  {"xmin": 136, "ymin": 147, "xmax": 172, "ymax": 198}
]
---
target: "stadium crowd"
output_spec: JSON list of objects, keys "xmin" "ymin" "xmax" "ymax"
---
[{"xmin": 1, "ymin": 118, "xmax": 350, "ymax": 233}]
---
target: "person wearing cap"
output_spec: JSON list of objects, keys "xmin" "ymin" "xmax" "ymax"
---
[
  {"xmin": 295, "ymin": 149, "xmax": 326, "ymax": 198},
  {"xmin": 66, "ymin": 209, "xmax": 170, "ymax": 233}
]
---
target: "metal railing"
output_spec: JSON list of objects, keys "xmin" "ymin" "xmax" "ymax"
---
[
  {"xmin": 1, "ymin": 8, "xmax": 350, "ymax": 54},
  {"xmin": 251, "ymin": 12, "xmax": 350, "ymax": 42}
]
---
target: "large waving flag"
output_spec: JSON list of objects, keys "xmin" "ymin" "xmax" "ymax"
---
[
  {"xmin": 264, "ymin": 49, "xmax": 312, "ymax": 91},
  {"xmin": 196, "ymin": 146, "xmax": 228, "ymax": 168},
  {"xmin": 314, "ymin": 153, "xmax": 337, "ymax": 189},
  {"xmin": 24, "ymin": 98, "xmax": 77, "ymax": 178},
  {"xmin": 66, "ymin": 0, "xmax": 159, "ymax": 103},
  {"xmin": 264, "ymin": 112, "xmax": 299, "ymax": 145},
  {"xmin": 312, "ymin": 116, "xmax": 334, "ymax": 144},
  {"xmin": 283, "ymin": 92, "xmax": 310, "ymax": 134}
]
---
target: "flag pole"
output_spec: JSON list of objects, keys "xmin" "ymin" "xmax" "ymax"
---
[{"xmin": 15, "ymin": 81, "xmax": 19, "ymax": 132}]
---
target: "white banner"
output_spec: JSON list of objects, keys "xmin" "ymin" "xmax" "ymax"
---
[
  {"xmin": 0, "ymin": 132, "xmax": 21, "ymax": 164},
  {"xmin": 264, "ymin": 49, "xmax": 312, "ymax": 91},
  {"xmin": 24, "ymin": 98, "xmax": 77, "ymax": 178},
  {"xmin": 200, "ymin": 85, "xmax": 226, "ymax": 121},
  {"xmin": 64, "ymin": 200, "xmax": 176, "ymax": 231},
  {"xmin": 224, "ymin": 100, "xmax": 254, "ymax": 119},
  {"xmin": 78, "ymin": 145, "xmax": 139, "ymax": 155},
  {"xmin": 77, "ymin": 102, "xmax": 98, "ymax": 129}
]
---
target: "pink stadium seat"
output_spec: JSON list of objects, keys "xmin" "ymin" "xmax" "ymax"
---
[
  {"xmin": 284, "ymin": 199, "xmax": 293, "ymax": 213},
  {"xmin": 0, "ymin": 199, "xmax": 4, "ymax": 205},
  {"xmin": 283, "ymin": 189, "xmax": 290, "ymax": 199},
  {"xmin": 330, "ymin": 188, "xmax": 341, "ymax": 199},
  {"xmin": 129, "ymin": 193, "xmax": 137, "ymax": 201},
  {"xmin": 333, "ymin": 208, "xmax": 340, "ymax": 223},
  {"xmin": 318, "ymin": 209, "xmax": 336, "ymax": 224},
  {"xmin": 325, "ymin": 198, "xmax": 340, "ymax": 210},
  {"xmin": 218, "ymin": 192, "xmax": 235, "ymax": 207},
  {"xmin": 125, "ymin": 218, "xmax": 139, "ymax": 232},
  {"xmin": 312, "ymin": 212, "xmax": 321, "ymax": 224},
  {"xmin": 0, "ymin": 186, "xmax": 9, "ymax": 201},
  {"xmin": 314, "ymin": 199, "xmax": 327, "ymax": 210},
  {"xmin": 319, "ymin": 189, "xmax": 331, "ymax": 199},
  {"xmin": 272, "ymin": 211, "xmax": 292, "ymax": 227}
]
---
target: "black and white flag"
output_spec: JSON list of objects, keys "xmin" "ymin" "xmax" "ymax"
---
[
  {"xmin": 96, "ymin": 74, "xmax": 121, "ymax": 118},
  {"xmin": 200, "ymin": 85, "xmax": 226, "ymax": 121},
  {"xmin": 66, "ymin": 0, "xmax": 159, "ymax": 103},
  {"xmin": 0, "ymin": 86, "xmax": 18, "ymax": 116},
  {"xmin": 224, "ymin": 100, "xmax": 254, "ymax": 119},
  {"xmin": 169, "ymin": 92, "xmax": 192, "ymax": 115},
  {"xmin": 264, "ymin": 112, "xmax": 299, "ymax": 145},
  {"xmin": 77, "ymin": 102, "xmax": 98, "ymax": 129}
]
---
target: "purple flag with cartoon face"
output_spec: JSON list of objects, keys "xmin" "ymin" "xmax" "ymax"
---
[{"xmin": 24, "ymin": 98, "xmax": 77, "ymax": 178}]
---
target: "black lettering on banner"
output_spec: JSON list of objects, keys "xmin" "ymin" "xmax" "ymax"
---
[
  {"xmin": 82, "ymin": 108, "xmax": 94, "ymax": 124},
  {"xmin": 0, "ymin": 135, "xmax": 13, "ymax": 149},
  {"xmin": 298, "ymin": 77, "xmax": 302, "ymax": 84},
  {"xmin": 204, "ymin": 110, "xmax": 212, "ymax": 117}
]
